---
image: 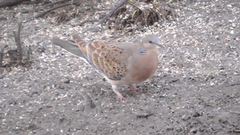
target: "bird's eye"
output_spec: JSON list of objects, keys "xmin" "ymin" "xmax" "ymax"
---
[{"xmin": 149, "ymin": 41, "xmax": 153, "ymax": 44}]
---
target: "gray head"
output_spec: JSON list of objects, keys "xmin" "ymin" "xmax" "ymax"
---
[{"xmin": 141, "ymin": 35, "xmax": 163, "ymax": 48}]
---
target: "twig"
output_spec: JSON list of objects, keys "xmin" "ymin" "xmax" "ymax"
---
[
  {"xmin": 45, "ymin": 0, "xmax": 70, "ymax": 8},
  {"xmin": 82, "ymin": 27, "xmax": 102, "ymax": 34},
  {"xmin": 22, "ymin": 0, "xmax": 71, "ymax": 13},
  {"xmin": 225, "ymin": 83, "xmax": 240, "ymax": 87},
  {"xmin": 229, "ymin": 111, "xmax": 240, "ymax": 115},
  {"xmin": 127, "ymin": 1, "xmax": 141, "ymax": 10},
  {"xmin": 79, "ymin": 19, "xmax": 98, "ymax": 26},
  {"xmin": 83, "ymin": 0, "xmax": 128, "ymax": 34},
  {"xmin": 232, "ymin": 130, "xmax": 240, "ymax": 133},
  {"xmin": 35, "ymin": 1, "xmax": 80, "ymax": 18},
  {"xmin": 136, "ymin": 112, "xmax": 154, "ymax": 119},
  {"xmin": 0, "ymin": 45, "xmax": 6, "ymax": 67},
  {"xmin": 98, "ymin": 0, "xmax": 128, "ymax": 25},
  {"xmin": 13, "ymin": 22, "xmax": 22, "ymax": 63},
  {"xmin": 0, "ymin": 0, "xmax": 26, "ymax": 8}
]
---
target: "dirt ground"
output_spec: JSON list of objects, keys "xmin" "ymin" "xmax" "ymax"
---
[{"xmin": 0, "ymin": 0, "xmax": 239, "ymax": 134}]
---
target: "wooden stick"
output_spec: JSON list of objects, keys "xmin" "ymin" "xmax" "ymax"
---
[
  {"xmin": 35, "ymin": 1, "xmax": 80, "ymax": 18},
  {"xmin": 98, "ymin": 0, "xmax": 128, "ymax": 25},
  {"xmin": 0, "ymin": 0, "xmax": 27, "ymax": 8},
  {"xmin": 13, "ymin": 22, "xmax": 22, "ymax": 63}
]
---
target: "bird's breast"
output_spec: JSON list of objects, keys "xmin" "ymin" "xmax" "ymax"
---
[{"xmin": 128, "ymin": 50, "xmax": 158, "ymax": 84}]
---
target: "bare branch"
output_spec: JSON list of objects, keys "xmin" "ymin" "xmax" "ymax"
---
[{"xmin": 35, "ymin": 1, "xmax": 80, "ymax": 18}]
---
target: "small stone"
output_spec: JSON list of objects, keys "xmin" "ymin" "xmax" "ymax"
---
[
  {"xmin": 190, "ymin": 127, "xmax": 198, "ymax": 134},
  {"xmin": 232, "ymin": 23, "xmax": 236, "ymax": 28},
  {"xmin": 227, "ymin": 4, "xmax": 232, "ymax": 8},
  {"xmin": 193, "ymin": 112, "xmax": 201, "ymax": 117},
  {"xmin": 85, "ymin": 74, "xmax": 94, "ymax": 80},
  {"xmin": 63, "ymin": 78, "xmax": 70, "ymax": 83}
]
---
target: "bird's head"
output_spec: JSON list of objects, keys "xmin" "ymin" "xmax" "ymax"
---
[{"xmin": 142, "ymin": 35, "xmax": 164, "ymax": 49}]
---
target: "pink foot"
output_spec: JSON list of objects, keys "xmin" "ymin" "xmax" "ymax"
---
[
  {"xmin": 112, "ymin": 85, "xmax": 126, "ymax": 101},
  {"xmin": 129, "ymin": 84, "xmax": 139, "ymax": 93},
  {"xmin": 116, "ymin": 92, "xmax": 126, "ymax": 101}
]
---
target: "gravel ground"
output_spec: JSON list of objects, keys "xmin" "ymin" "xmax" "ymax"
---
[{"xmin": 0, "ymin": 0, "xmax": 239, "ymax": 134}]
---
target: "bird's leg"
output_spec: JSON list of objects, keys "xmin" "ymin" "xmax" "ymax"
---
[
  {"xmin": 112, "ymin": 85, "xmax": 125, "ymax": 101},
  {"xmin": 129, "ymin": 84, "xmax": 139, "ymax": 93}
]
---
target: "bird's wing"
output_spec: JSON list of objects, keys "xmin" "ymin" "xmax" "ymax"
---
[{"xmin": 73, "ymin": 34, "xmax": 132, "ymax": 80}]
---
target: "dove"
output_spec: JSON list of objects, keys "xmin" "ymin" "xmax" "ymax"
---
[{"xmin": 52, "ymin": 34, "xmax": 163, "ymax": 101}]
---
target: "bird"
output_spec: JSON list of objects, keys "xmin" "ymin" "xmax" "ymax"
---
[{"xmin": 52, "ymin": 34, "xmax": 163, "ymax": 101}]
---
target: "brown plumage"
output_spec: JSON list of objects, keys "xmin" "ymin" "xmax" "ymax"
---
[{"xmin": 52, "ymin": 33, "xmax": 163, "ymax": 101}]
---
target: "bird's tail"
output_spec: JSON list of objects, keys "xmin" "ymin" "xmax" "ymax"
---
[{"xmin": 51, "ymin": 37, "xmax": 85, "ymax": 58}]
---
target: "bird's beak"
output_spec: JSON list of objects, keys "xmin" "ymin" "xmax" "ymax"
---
[{"xmin": 153, "ymin": 41, "xmax": 165, "ymax": 48}]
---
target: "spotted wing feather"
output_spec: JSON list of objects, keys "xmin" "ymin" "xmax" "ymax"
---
[{"xmin": 73, "ymin": 34, "xmax": 129, "ymax": 80}]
